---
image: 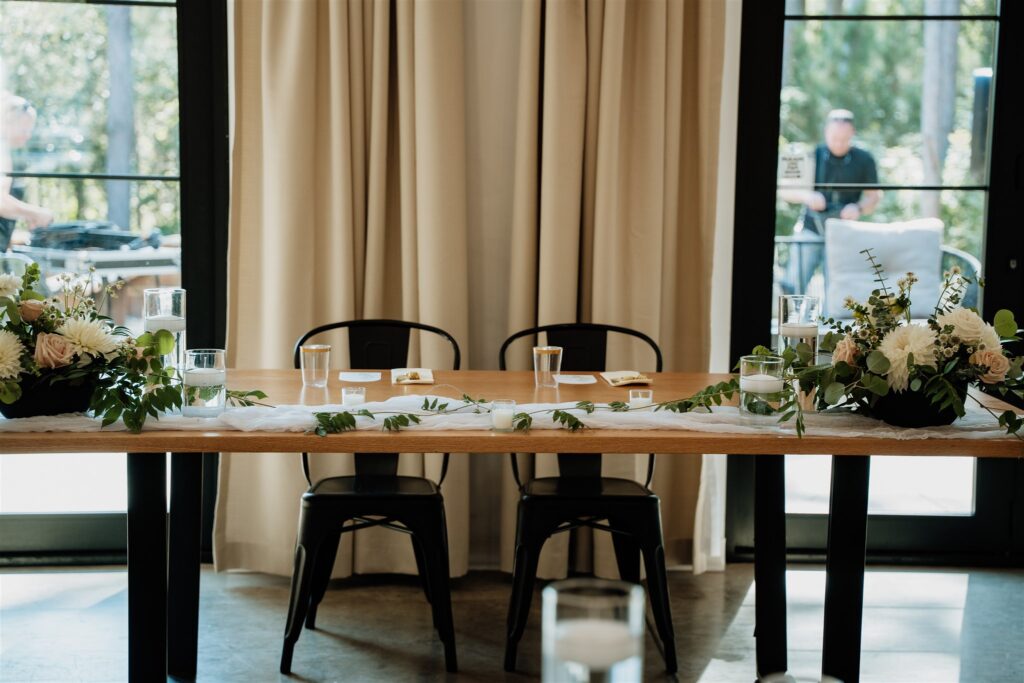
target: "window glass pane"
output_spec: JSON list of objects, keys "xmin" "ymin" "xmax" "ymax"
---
[
  {"xmin": 0, "ymin": 1, "xmax": 179, "ymax": 177},
  {"xmin": 780, "ymin": 19, "xmax": 996, "ymax": 187},
  {"xmin": 796, "ymin": 0, "xmax": 997, "ymax": 16}
]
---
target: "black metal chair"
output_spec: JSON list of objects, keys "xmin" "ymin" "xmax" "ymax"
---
[
  {"xmin": 499, "ymin": 322, "xmax": 677, "ymax": 673},
  {"xmin": 280, "ymin": 319, "xmax": 461, "ymax": 674}
]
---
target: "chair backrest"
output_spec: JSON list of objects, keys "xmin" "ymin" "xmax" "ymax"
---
[
  {"xmin": 293, "ymin": 319, "xmax": 461, "ymax": 371},
  {"xmin": 0, "ymin": 253, "xmax": 34, "ymax": 276},
  {"xmin": 824, "ymin": 218, "xmax": 945, "ymax": 319},
  {"xmin": 499, "ymin": 322, "xmax": 663, "ymax": 484},
  {"xmin": 499, "ymin": 322, "xmax": 663, "ymax": 373}
]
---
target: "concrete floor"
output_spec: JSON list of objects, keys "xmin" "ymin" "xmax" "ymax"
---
[{"xmin": 1, "ymin": 564, "xmax": 1023, "ymax": 682}]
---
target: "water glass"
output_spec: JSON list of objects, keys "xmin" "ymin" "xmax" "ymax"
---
[
  {"xmin": 300, "ymin": 344, "xmax": 330, "ymax": 387},
  {"xmin": 628, "ymin": 389, "xmax": 653, "ymax": 409},
  {"xmin": 341, "ymin": 386, "xmax": 366, "ymax": 407},
  {"xmin": 542, "ymin": 578, "xmax": 645, "ymax": 682},
  {"xmin": 533, "ymin": 346, "xmax": 563, "ymax": 388},
  {"xmin": 143, "ymin": 287, "xmax": 186, "ymax": 375},
  {"xmin": 491, "ymin": 399, "xmax": 516, "ymax": 432},
  {"xmin": 182, "ymin": 349, "xmax": 227, "ymax": 418},
  {"xmin": 738, "ymin": 354, "xmax": 785, "ymax": 422},
  {"xmin": 778, "ymin": 294, "xmax": 820, "ymax": 361}
]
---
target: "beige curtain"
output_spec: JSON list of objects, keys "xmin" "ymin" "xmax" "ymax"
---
[
  {"xmin": 216, "ymin": 0, "xmax": 728, "ymax": 579},
  {"xmin": 498, "ymin": 0, "xmax": 727, "ymax": 577},
  {"xmin": 215, "ymin": 0, "xmax": 472, "ymax": 577}
]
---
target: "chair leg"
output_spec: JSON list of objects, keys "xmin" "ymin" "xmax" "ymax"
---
[
  {"xmin": 280, "ymin": 542, "xmax": 315, "ymax": 674},
  {"xmin": 411, "ymin": 532, "xmax": 434, "ymax": 605},
  {"xmin": 403, "ymin": 506, "xmax": 458, "ymax": 673},
  {"xmin": 640, "ymin": 538, "xmax": 678, "ymax": 674},
  {"xmin": 505, "ymin": 504, "xmax": 555, "ymax": 673},
  {"xmin": 305, "ymin": 528, "xmax": 342, "ymax": 630},
  {"xmin": 609, "ymin": 520, "xmax": 641, "ymax": 584}
]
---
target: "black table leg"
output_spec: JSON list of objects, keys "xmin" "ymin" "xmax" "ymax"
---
[
  {"xmin": 822, "ymin": 455, "xmax": 870, "ymax": 683},
  {"xmin": 755, "ymin": 454, "xmax": 788, "ymax": 678},
  {"xmin": 168, "ymin": 452, "xmax": 204, "ymax": 679},
  {"xmin": 127, "ymin": 452, "xmax": 167, "ymax": 682}
]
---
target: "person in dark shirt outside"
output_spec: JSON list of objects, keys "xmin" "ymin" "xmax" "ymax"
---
[
  {"xmin": 1, "ymin": 93, "xmax": 54, "ymax": 252},
  {"xmin": 779, "ymin": 109, "xmax": 882, "ymax": 293}
]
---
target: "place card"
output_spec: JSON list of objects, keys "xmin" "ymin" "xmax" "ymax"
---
[
  {"xmin": 600, "ymin": 371, "xmax": 653, "ymax": 387},
  {"xmin": 390, "ymin": 368, "xmax": 435, "ymax": 385},
  {"xmin": 339, "ymin": 371, "xmax": 382, "ymax": 382},
  {"xmin": 555, "ymin": 374, "xmax": 597, "ymax": 385}
]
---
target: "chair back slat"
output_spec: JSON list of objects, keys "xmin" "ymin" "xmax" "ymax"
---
[
  {"xmin": 348, "ymin": 325, "xmax": 411, "ymax": 369},
  {"xmin": 546, "ymin": 327, "xmax": 608, "ymax": 372}
]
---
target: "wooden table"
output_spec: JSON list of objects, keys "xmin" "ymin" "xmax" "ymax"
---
[{"xmin": 2, "ymin": 370, "xmax": 1021, "ymax": 682}]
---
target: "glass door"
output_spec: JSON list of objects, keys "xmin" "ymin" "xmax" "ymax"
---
[
  {"xmin": 727, "ymin": 0, "xmax": 1021, "ymax": 562},
  {"xmin": 0, "ymin": 0, "xmax": 181, "ymax": 557}
]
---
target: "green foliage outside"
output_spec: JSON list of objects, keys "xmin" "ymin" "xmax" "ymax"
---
[
  {"xmin": 777, "ymin": 1, "xmax": 996, "ymax": 259},
  {"xmin": 0, "ymin": 2, "xmax": 180, "ymax": 235}
]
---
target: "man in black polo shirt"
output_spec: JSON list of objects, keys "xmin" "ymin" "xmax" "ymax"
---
[{"xmin": 780, "ymin": 109, "xmax": 881, "ymax": 293}]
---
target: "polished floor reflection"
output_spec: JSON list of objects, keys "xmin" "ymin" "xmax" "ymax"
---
[{"xmin": 1, "ymin": 565, "xmax": 1021, "ymax": 682}]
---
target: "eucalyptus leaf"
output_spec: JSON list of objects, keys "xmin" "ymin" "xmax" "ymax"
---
[
  {"xmin": 823, "ymin": 382, "xmax": 846, "ymax": 406},
  {"xmin": 866, "ymin": 350, "xmax": 890, "ymax": 374}
]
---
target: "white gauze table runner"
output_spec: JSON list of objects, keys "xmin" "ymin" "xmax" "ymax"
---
[{"xmin": 0, "ymin": 395, "xmax": 1019, "ymax": 440}]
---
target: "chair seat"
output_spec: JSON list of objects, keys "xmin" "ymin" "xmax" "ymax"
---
[
  {"xmin": 308, "ymin": 475, "xmax": 440, "ymax": 497},
  {"xmin": 522, "ymin": 476, "xmax": 651, "ymax": 498}
]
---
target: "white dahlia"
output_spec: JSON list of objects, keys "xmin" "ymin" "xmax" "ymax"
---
[
  {"xmin": 0, "ymin": 329, "xmax": 25, "ymax": 379},
  {"xmin": 978, "ymin": 324, "xmax": 1002, "ymax": 352},
  {"xmin": 56, "ymin": 318, "xmax": 119, "ymax": 357},
  {"xmin": 878, "ymin": 324, "xmax": 938, "ymax": 392},
  {"xmin": 0, "ymin": 273, "xmax": 20, "ymax": 298},
  {"xmin": 936, "ymin": 308, "xmax": 987, "ymax": 344}
]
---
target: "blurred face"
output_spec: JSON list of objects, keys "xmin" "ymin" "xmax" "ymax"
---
[
  {"xmin": 824, "ymin": 120, "xmax": 855, "ymax": 157},
  {"xmin": 2, "ymin": 108, "xmax": 36, "ymax": 149}
]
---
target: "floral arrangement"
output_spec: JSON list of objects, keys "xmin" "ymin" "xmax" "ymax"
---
[
  {"xmin": 772, "ymin": 249, "xmax": 1023, "ymax": 436},
  {"xmin": 0, "ymin": 265, "xmax": 262, "ymax": 431}
]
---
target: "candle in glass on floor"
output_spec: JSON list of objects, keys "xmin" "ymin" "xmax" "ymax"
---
[{"xmin": 553, "ymin": 618, "xmax": 640, "ymax": 672}]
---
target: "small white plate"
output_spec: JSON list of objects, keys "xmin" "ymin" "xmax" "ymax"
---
[
  {"xmin": 555, "ymin": 374, "xmax": 597, "ymax": 385},
  {"xmin": 390, "ymin": 368, "xmax": 435, "ymax": 385},
  {"xmin": 339, "ymin": 372, "xmax": 382, "ymax": 382}
]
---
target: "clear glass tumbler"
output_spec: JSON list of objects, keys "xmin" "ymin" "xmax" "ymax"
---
[
  {"xmin": 533, "ymin": 346, "xmax": 563, "ymax": 388},
  {"xmin": 182, "ymin": 349, "xmax": 227, "ymax": 417},
  {"xmin": 300, "ymin": 344, "xmax": 330, "ymax": 387},
  {"xmin": 143, "ymin": 287, "xmax": 186, "ymax": 377},
  {"xmin": 738, "ymin": 354, "xmax": 785, "ymax": 422},
  {"xmin": 778, "ymin": 294, "xmax": 820, "ymax": 361},
  {"xmin": 542, "ymin": 578, "xmax": 645, "ymax": 683}
]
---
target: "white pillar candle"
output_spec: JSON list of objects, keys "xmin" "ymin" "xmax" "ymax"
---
[
  {"xmin": 144, "ymin": 314, "xmax": 187, "ymax": 333},
  {"xmin": 739, "ymin": 373, "xmax": 784, "ymax": 394},
  {"xmin": 554, "ymin": 618, "xmax": 638, "ymax": 670},
  {"xmin": 492, "ymin": 408, "xmax": 514, "ymax": 430},
  {"xmin": 779, "ymin": 322, "xmax": 818, "ymax": 338},
  {"xmin": 342, "ymin": 394, "xmax": 365, "ymax": 407}
]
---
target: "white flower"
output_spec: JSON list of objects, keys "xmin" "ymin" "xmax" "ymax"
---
[
  {"xmin": 878, "ymin": 324, "xmax": 938, "ymax": 392},
  {"xmin": 56, "ymin": 318, "xmax": 119, "ymax": 357},
  {"xmin": 979, "ymin": 324, "xmax": 1001, "ymax": 352},
  {"xmin": 0, "ymin": 273, "xmax": 21, "ymax": 298},
  {"xmin": 936, "ymin": 308, "xmax": 987, "ymax": 344},
  {"xmin": 0, "ymin": 329, "xmax": 25, "ymax": 380}
]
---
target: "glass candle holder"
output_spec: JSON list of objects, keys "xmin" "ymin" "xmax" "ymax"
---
[
  {"xmin": 533, "ymin": 346, "xmax": 563, "ymax": 388},
  {"xmin": 341, "ymin": 386, "xmax": 366, "ymax": 407},
  {"xmin": 182, "ymin": 349, "xmax": 227, "ymax": 418},
  {"xmin": 300, "ymin": 344, "xmax": 330, "ymax": 387},
  {"xmin": 627, "ymin": 389, "xmax": 653, "ymax": 409},
  {"xmin": 542, "ymin": 578, "xmax": 645, "ymax": 682},
  {"xmin": 778, "ymin": 294, "xmax": 820, "ymax": 361},
  {"xmin": 491, "ymin": 399, "xmax": 516, "ymax": 432},
  {"xmin": 143, "ymin": 287, "xmax": 186, "ymax": 376},
  {"xmin": 738, "ymin": 354, "xmax": 785, "ymax": 422}
]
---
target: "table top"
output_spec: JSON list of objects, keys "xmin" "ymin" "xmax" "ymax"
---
[{"xmin": 1, "ymin": 370, "xmax": 1021, "ymax": 457}]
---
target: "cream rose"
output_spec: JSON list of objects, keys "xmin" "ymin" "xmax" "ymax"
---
[
  {"xmin": 18, "ymin": 299, "xmax": 46, "ymax": 323},
  {"xmin": 832, "ymin": 335, "xmax": 859, "ymax": 366},
  {"xmin": 936, "ymin": 308, "xmax": 987, "ymax": 344},
  {"xmin": 970, "ymin": 348, "xmax": 1010, "ymax": 384},
  {"xmin": 34, "ymin": 332, "xmax": 77, "ymax": 369}
]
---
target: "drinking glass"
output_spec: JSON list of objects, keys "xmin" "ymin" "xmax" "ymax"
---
[
  {"xmin": 300, "ymin": 344, "xmax": 330, "ymax": 387},
  {"xmin": 533, "ymin": 346, "xmax": 563, "ymax": 388},
  {"xmin": 491, "ymin": 399, "xmax": 516, "ymax": 432},
  {"xmin": 182, "ymin": 349, "xmax": 227, "ymax": 417},
  {"xmin": 143, "ymin": 287, "xmax": 186, "ymax": 376},
  {"xmin": 542, "ymin": 578, "xmax": 645, "ymax": 683},
  {"xmin": 341, "ymin": 386, "xmax": 366, "ymax": 407},
  {"xmin": 778, "ymin": 294, "xmax": 820, "ymax": 361},
  {"xmin": 628, "ymin": 389, "xmax": 653, "ymax": 409},
  {"xmin": 738, "ymin": 354, "xmax": 785, "ymax": 422}
]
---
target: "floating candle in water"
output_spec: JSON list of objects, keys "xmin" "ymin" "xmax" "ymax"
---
[
  {"xmin": 144, "ymin": 314, "xmax": 187, "ymax": 333},
  {"xmin": 739, "ymin": 373, "xmax": 784, "ymax": 394},
  {"xmin": 553, "ymin": 618, "xmax": 639, "ymax": 670},
  {"xmin": 183, "ymin": 367, "xmax": 226, "ymax": 387},
  {"xmin": 779, "ymin": 322, "xmax": 818, "ymax": 339}
]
